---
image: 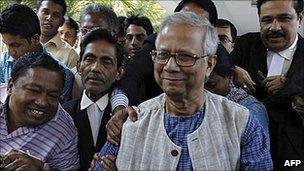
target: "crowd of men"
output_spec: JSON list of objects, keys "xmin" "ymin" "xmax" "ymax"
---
[{"xmin": 0, "ymin": 0, "xmax": 303, "ymax": 170}]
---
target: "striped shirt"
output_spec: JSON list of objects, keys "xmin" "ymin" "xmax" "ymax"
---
[{"xmin": 0, "ymin": 101, "xmax": 79, "ymax": 170}]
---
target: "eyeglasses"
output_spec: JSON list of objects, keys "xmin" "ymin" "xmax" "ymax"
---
[
  {"xmin": 151, "ymin": 50, "xmax": 208, "ymax": 67},
  {"xmin": 79, "ymin": 26, "xmax": 102, "ymax": 36}
]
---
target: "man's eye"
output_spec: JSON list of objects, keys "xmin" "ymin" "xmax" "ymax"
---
[
  {"xmin": 102, "ymin": 59, "xmax": 113, "ymax": 65},
  {"xmin": 157, "ymin": 52, "xmax": 169, "ymax": 59},
  {"xmin": 178, "ymin": 53, "xmax": 194, "ymax": 62},
  {"xmin": 27, "ymin": 88, "xmax": 40, "ymax": 93},
  {"xmin": 125, "ymin": 35, "xmax": 133, "ymax": 41}
]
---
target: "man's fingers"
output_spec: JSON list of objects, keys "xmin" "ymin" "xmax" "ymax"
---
[
  {"xmin": 107, "ymin": 133, "xmax": 120, "ymax": 146},
  {"xmin": 101, "ymin": 155, "xmax": 117, "ymax": 171},
  {"xmin": 4, "ymin": 158, "xmax": 23, "ymax": 171},
  {"xmin": 106, "ymin": 155, "xmax": 116, "ymax": 162},
  {"xmin": 126, "ymin": 106, "xmax": 138, "ymax": 122}
]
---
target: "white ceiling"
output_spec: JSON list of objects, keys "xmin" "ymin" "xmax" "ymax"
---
[{"xmin": 157, "ymin": 0, "xmax": 260, "ymax": 36}]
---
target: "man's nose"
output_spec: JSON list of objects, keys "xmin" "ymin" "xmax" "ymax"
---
[
  {"xmin": 131, "ymin": 37, "xmax": 138, "ymax": 46},
  {"xmin": 164, "ymin": 56, "xmax": 180, "ymax": 72},
  {"xmin": 35, "ymin": 94, "xmax": 48, "ymax": 107},
  {"xmin": 269, "ymin": 20, "xmax": 282, "ymax": 31}
]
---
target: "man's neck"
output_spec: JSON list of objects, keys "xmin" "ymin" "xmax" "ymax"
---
[
  {"xmin": 7, "ymin": 109, "xmax": 22, "ymax": 134},
  {"xmin": 40, "ymin": 33, "xmax": 57, "ymax": 44},
  {"xmin": 86, "ymin": 91, "xmax": 108, "ymax": 103},
  {"xmin": 165, "ymin": 91, "xmax": 205, "ymax": 116}
]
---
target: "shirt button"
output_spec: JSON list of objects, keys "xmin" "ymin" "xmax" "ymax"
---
[{"xmin": 171, "ymin": 149, "xmax": 179, "ymax": 156}]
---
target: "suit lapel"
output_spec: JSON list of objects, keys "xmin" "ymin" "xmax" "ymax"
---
[
  {"xmin": 95, "ymin": 103, "xmax": 112, "ymax": 151},
  {"xmin": 76, "ymin": 102, "xmax": 95, "ymax": 148}
]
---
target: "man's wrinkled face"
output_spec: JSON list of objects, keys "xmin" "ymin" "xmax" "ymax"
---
[
  {"xmin": 154, "ymin": 24, "xmax": 215, "ymax": 99},
  {"xmin": 1, "ymin": 34, "xmax": 39, "ymax": 60},
  {"xmin": 124, "ymin": 24, "xmax": 147, "ymax": 57},
  {"xmin": 58, "ymin": 23, "xmax": 77, "ymax": 47},
  {"xmin": 8, "ymin": 68, "xmax": 63, "ymax": 127},
  {"xmin": 37, "ymin": 1, "xmax": 64, "ymax": 38},
  {"xmin": 259, "ymin": 0, "xmax": 301, "ymax": 52},
  {"xmin": 79, "ymin": 14, "xmax": 111, "ymax": 41},
  {"xmin": 79, "ymin": 40, "xmax": 122, "ymax": 101}
]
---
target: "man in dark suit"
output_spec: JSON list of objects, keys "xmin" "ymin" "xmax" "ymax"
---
[
  {"xmin": 63, "ymin": 28, "xmax": 124, "ymax": 170},
  {"xmin": 231, "ymin": 0, "xmax": 304, "ymax": 169},
  {"xmin": 231, "ymin": 0, "xmax": 303, "ymax": 101}
]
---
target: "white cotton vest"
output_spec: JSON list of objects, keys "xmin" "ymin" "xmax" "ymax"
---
[{"xmin": 116, "ymin": 91, "xmax": 249, "ymax": 170}]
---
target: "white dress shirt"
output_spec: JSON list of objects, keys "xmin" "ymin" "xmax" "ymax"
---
[
  {"xmin": 80, "ymin": 91, "xmax": 109, "ymax": 146},
  {"xmin": 267, "ymin": 35, "xmax": 298, "ymax": 77}
]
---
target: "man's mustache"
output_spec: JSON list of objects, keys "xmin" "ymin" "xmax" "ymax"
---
[{"xmin": 267, "ymin": 31, "xmax": 285, "ymax": 38}]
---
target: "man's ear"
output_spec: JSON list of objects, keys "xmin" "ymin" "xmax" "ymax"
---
[
  {"xmin": 115, "ymin": 67, "xmax": 124, "ymax": 81},
  {"xmin": 31, "ymin": 34, "xmax": 40, "ymax": 45},
  {"xmin": 76, "ymin": 60, "xmax": 81, "ymax": 74},
  {"xmin": 205, "ymin": 55, "xmax": 217, "ymax": 78},
  {"xmin": 7, "ymin": 79, "xmax": 14, "ymax": 96}
]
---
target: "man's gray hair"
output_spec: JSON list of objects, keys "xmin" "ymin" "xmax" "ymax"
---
[{"xmin": 158, "ymin": 12, "xmax": 218, "ymax": 56}]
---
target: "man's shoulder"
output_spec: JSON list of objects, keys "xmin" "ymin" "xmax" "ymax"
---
[
  {"xmin": 237, "ymin": 32, "xmax": 262, "ymax": 45},
  {"xmin": 47, "ymin": 105, "xmax": 77, "ymax": 135},
  {"xmin": 62, "ymin": 99, "xmax": 80, "ymax": 116},
  {"xmin": 206, "ymin": 91, "xmax": 250, "ymax": 119}
]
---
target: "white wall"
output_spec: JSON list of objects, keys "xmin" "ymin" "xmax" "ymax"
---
[{"xmin": 158, "ymin": 0, "xmax": 260, "ymax": 36}]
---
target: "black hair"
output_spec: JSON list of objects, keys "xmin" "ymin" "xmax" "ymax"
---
[
  {"xmin": 174, "ymin": 0, "xmax": 218, "ymax": 26},
  {"xmin": 213, "ymin": 44, "xmax": 235, "ymax": 78},
  {"xmin": 117, "ymin": 16, "xmax": 126, "ymax": 37},
  {"xmin": 11, "ymin": 52, "xmax": 64, "ymax": 88},
  {"xmin": 257, "ymin": 0, "xmax": 303, "ymax": 17},
  {"xmin": 216, "ymin": 18, "xmax": 237, "ymax": 42},
  {"xmin": 124, "ymin": 15, "xmax": 154, "ymax": 35},
  {"xmin": 0, "ymin": 3, "xmax": 41, "ymax": 42},
  {"xmin": 79, "ymin": 4, "xmax": 118, "ymax": 34},
  {"xmin": 37, "ymin": 0, "xmax": 67, "ymax": 17},
  {"xmin": 80, "ymin": 28, "xmax": 124, "ymax": 67},
  {"xmin": 64, "ymin": 16, "xmax": 79, "ymax": 32}
]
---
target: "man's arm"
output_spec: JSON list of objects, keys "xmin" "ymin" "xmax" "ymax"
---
[{"xmin": 240, "ymin": 114, "xmax": 273, "ymax": 170}]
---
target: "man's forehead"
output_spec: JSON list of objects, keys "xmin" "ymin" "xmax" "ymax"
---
[
  {"xmin": 260, "ymin": 0, "xmax": 297, "ymax": 15},
  {"xmin": 39, "ymin": 1, "xmax": 64, "ymax": 14},
  {"xmin": 82, "ymin": 14, "xmax": 109, "ymax": 27},
  {"xmin": 1, "ymin": 34, "xmax": 26, "ymax": 44}
]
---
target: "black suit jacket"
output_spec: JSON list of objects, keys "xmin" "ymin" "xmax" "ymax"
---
[
  {"xmin": 231, "ymin": 32, "xmax": 304, "ymax": 101},
  {"xmin": 62, "ymin": 99, "xmax": 112, "ymax": 171},
  {"xmin": 119, "ymin": 33, "xmax": 162, "ymax": 105},
  {"xmin": 232, "ymin": 32, "xmax": 304, "ymax": 170}
]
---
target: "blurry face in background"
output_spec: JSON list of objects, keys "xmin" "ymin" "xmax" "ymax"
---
[
  {"xmin": 37, "ymin": 1, "xmax": 64, "ymax": 38},
  {"xmin": 79, "ymin": 14, "xmax": 110, "ymax": 41},
  {"xmin": 216, "ymin": 26, "xmax": 234, "ymax": 53},
  {"xmin": 2, "ymin": 33, "xmax": 40, "ymax": 60},
  {"xmin": 124, "ymin": 24, "xmax": 147, "ymax": 57},
  {"xmin": 205, "ymin": 71, "xmax": 230, "ymax": 96},
  {"xmin": 292, "ymin": 94, "xmax": 304, "ymax": 114},
  {"xmin": 58, "ymin": 23, "xmax": 77, "ymax": 47},
  {"xmin": 181, "ymin": 2, "xmax": 210, "ymax": 21}
]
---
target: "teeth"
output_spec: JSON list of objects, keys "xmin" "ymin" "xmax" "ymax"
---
[{"xmin": 31, "ymin": 109, "xmax": 45, "ymax": 115}]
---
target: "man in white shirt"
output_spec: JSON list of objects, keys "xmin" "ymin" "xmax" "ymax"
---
[
  {"xmin": 36, "ymin": 0, "xmax": 79, "ymax": 68},
  {"xmin": 62, "ymin": 28, "xmax": 124, "ymax": 171}
]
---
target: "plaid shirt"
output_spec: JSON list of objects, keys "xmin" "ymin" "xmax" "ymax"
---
[{"xmin": 94, "ymin": 107, "xmax": 272, "ymax": 171}]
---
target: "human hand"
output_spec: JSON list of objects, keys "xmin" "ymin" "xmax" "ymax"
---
[
  {"xmin": 88, "ymin": 153, "xmax": 99, "ymax": 171},
  {"xmin": 101, "ymin": 155, "xmax": 117, "ymax": 171},
  {"xmin": 233, "ymin": 66, "xmax": 256, "ymax": 94},
  {"xmin": 106, "ymin": 106, "xmax": 138, "ymax": 146},
  {"xmin": 3, "ymin": 149, "xmax": 44, "ymax": 171},
  {"xmin": 262, "ymin": 75, "xmax": 286, "ymax": 94}
]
